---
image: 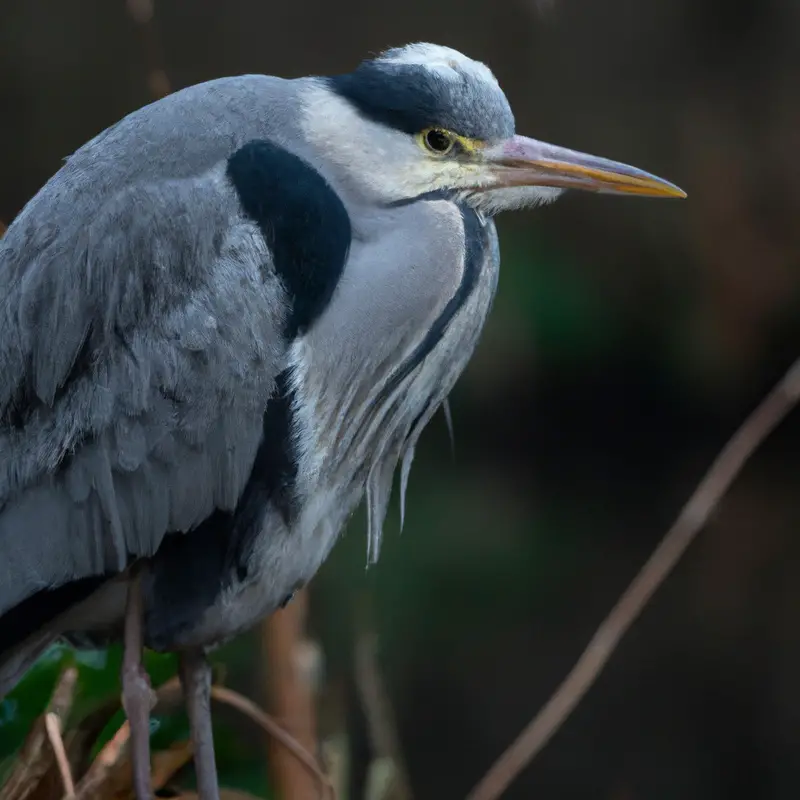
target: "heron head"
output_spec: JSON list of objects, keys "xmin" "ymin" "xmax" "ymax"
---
[{"xmin": 304, "ymin": 43, "xmax": 685, "ymax": 213}]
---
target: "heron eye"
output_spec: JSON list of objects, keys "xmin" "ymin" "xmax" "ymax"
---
[{"xmin": 423, "ymin": 129, "xmax": 455, "ymax": 155}]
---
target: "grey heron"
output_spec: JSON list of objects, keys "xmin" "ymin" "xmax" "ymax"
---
[{"xmin": 0, "ymin": 43, "xmax": 684, "ymax": 799}]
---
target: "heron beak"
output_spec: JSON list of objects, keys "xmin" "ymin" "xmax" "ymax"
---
[{"xmin": 482, "ymin": 134, "xmax": 686, "ymax": 199}]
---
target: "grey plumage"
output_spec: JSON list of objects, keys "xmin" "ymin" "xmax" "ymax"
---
[
  {"xmin": 0, "ymin": 77, "xmax": 296, "ymax": 682},
  {"xmin": 0, "ymin": 64, "xmax": 496, "ymax": 666},
  {"xmin": 0, "ymin": 42, "xmax": 684, "ymax": 798}
]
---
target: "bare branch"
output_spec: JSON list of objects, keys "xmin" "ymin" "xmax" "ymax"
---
[
  {"xmin": 210, "ymin": 685, "xmax": 335, "ymax": 799},
  {"xmin": 467, "ymin": 357, "xmax": 800, "ymax": 800}
]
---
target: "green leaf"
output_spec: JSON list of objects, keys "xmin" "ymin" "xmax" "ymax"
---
[
  {"xmin": 0, "ymin": 643, "xmax": 71, "ymax": 758},
  {"xmin": 0, "ymin": 641, "xmax": 182, "ymax": 762}
]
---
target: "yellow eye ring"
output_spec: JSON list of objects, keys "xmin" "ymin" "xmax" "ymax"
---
[{"xmin": 420, "ymin": 128, "xmax": 455, "ymax": 155}]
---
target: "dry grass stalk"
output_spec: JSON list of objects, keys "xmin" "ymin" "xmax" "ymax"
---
[{"xmin": 44, "ymin": 712, "xmax": 75, "ymax": 798}]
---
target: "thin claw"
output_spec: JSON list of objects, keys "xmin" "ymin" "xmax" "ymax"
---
[
  {"xmin": 121, "ymin": 567, "xmax": 155, "ymax": 800},
  {"xmin": 179, "ymin": 649, "xmax": 220, "ymax": 800}
]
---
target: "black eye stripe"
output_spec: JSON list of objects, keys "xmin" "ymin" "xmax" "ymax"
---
[{"xmin": 327, "ymin": 61, "xmax": 515, "ymax": 140}]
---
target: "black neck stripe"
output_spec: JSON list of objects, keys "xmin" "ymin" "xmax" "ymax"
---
[{"xmin": 377, "ymin": 200, "xmax": 487, "ymax": 403}]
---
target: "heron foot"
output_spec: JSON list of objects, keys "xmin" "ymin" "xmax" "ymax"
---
[
  {"xmin": 179, "ymin": 648, "xmax": 220, "ymax": 800},
  {"xmin": 121, "ymin": 567, "xmax": 155, "ymax": 800}
]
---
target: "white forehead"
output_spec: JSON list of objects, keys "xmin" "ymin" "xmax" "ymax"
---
[{"xmin": 377, "ymin": 43, "xmax": 500, "ymax": 88}]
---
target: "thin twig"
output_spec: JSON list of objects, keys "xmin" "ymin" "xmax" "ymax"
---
[
  {"xmin": 44, "ymin": 713, "xmax": 75, "ymax": 799},
  {"xmin": 210, "ymin": 685, "xmax": 335, "ymax": 799},
  {"xmin": 467, "ymin": 357, "xmax": 800, "ymax": 800}
]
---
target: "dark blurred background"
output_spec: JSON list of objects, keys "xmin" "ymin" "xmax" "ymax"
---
[{"xmin": 2, "ymin": 1, "xmax": 800, "ymax": 798}]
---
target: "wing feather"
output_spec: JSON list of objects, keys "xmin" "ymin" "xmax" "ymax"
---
[{"xmin": 0, "ymin": 166, "xmax": 287, "ymax": 616}]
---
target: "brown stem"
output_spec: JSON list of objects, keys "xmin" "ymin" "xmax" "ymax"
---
[
  {"xmin": 261, "ymin": 590, "xmax": 326, "ymax": 799},
  {"xmin": 210, "ymin": 686, "xmax": 334, "ymax": 798},
  {"xmin": 466, "ymin": 357, "xmax": 800, "ymax": 800}
]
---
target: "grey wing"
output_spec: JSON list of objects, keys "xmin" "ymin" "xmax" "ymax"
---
[{"xmin": 0, "ymin": 167, "xmax": 287, "ymax": 617}]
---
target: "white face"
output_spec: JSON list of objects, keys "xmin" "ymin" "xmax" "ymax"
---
[
  {"xmin": 299, "ymin": 44, "xmax": 518, "ymax": 208},
  {"xmin": 300, "ymin": 85, "xmax": 492, "ymax": 201}
]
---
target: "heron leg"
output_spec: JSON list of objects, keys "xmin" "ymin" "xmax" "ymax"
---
[
  {"xmin": 121, "ymin": 567, "xmax": 155, "ymax": 800},
  {"xmin": 179, "ymin": 648, "xmax": 220, "ymax": 800}
]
